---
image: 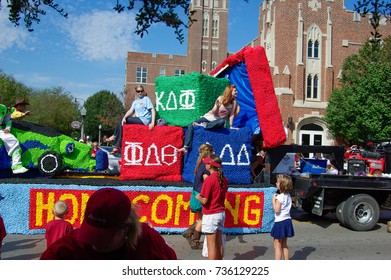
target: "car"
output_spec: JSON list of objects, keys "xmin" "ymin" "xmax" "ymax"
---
[{"xmin": 99, "ymin": 146, "xmax": 121, "ymax": 173}]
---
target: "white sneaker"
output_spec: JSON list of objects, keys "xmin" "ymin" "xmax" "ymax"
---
[{"xmin": 12, "ymin": 167, "xmax": 28, "ymax": 174}]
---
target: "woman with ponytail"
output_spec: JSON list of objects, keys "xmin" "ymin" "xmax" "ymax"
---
[
  {"xmin": 182, "ymin": 143, "xmax": 214, "ymax": 249},
  {"xmin": 196, "ymin": 154, "xmax": 228, "ymax": 260}
]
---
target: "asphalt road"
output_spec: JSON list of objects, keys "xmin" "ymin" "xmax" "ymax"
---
[{"xmin": 2, "ymin": 208, "xmax": 391, "ymax": 260}]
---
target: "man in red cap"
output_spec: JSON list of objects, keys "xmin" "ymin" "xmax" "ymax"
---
[{"xmin": 40, "ymin": 188, "xmax": 177, "ymax": 260}]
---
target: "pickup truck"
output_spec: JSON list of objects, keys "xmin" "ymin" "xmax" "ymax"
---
[
  {"xmin": 264, "ymin": 144, "xmax": 391, "ymax": 231},
  {"xmin": 292, "ymin": 173, "xmax": 391, "ymax": 231}
]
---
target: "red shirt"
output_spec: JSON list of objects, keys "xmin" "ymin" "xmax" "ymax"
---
[
  {"xmin": 40, "ymin": 223, "xmax": 177, "ymax": 260},
  {"xmin": 91, "ymin": 147, "xmax": 101, "ymax": 157},
  {"xmin": 200, "ymin": 172, "xmax": 228, "ymax": 215},
  {"xmin": 45, "ymin": 219, "xmax": 73, "ymax": 248},
  {"xmin": 0, "ymin": 215, "xmax": 6, "ymax": 243}
]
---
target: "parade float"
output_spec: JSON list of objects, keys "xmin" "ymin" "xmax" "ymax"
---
[{"xmin": 0, "ymin": 46, "xmax": 286, "ymax": 235}]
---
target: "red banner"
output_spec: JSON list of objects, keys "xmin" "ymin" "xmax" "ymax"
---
[{"xmin": 29, "ymin": 188, "xmax": 265, "ymax": 230}]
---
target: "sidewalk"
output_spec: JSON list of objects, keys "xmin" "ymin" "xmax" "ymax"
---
[
  {"xmin": 1, "ymin": 232, "xmax": 273, "ymax": 260},
  {"xmin": 2, "ymin": 209, "xmax": 391, "ymax": 260}
]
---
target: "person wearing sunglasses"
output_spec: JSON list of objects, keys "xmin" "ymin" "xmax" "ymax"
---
[{"xmin": 107, "ymin": 85, "xmax": 156, "ymax": 154}]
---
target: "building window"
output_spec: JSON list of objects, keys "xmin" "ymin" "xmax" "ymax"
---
[
  {"xmin": 159, "ymin": 68, "xmax": 166, "ymax": 76},
  {"xmin": 211, "ymin": 61, "xmax": 217, "ymax": 70},
  {"xmin": 307, "ymin": 74, "xmax": 312, "ymax": 98},
  {"xmin": 306, "ymin": 74, "xmax": 319, "ymax": 99},
  {"xmin": 313, "ymin": 74, "xmax": 318, "ymax": 99},
  {"xmin": 202, "ymin": 61, "xmax": 207, "ymax": 72},
  {"xmin": 212, "ymin": 13, "xmax": 219, "ymax": 38},
  {"xmin": 203, "ymin": 12, "xmax": 209, "ymax": 37},
  {"xmin": 307, "ymin": 39, "xmax": 319, "ymax": 58},
  {"xmin": 175, "ymin": 69, "xmax": 185, "ymax": 76},
  {"xmin": 136, "ymin": 67, "xmax": 147, "ymax": 83},
  {"xmin": 307, "ymin": 24, "xmax": 321, "ymax": 59},
  {"xmin": 308, "ymin": 39, "xmax": 313, "ymax": 57},
  {"xmin": 314, "ymin": 40, "xmax": 319, "ymax": 58}
]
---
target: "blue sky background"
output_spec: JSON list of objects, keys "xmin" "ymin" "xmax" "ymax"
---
[{"xmin": 0, "ymin": 0, "xmax": 357, "ymax": 102}]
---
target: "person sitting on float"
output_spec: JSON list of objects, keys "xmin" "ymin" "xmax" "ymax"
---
[
  {"xmin": 177, "ymin": 84, "xmax": 240, "ymax": 153},
  {"xmin": 106, "ymin": 85, "xmax": 155, "ymax": 155},
  {"xmin": 10, "ymin": 98, "xmax": 32, "ymax": 120},
  {"xmin": 0, "ymin": 97, "xmax": 28, "ymax": 174}
]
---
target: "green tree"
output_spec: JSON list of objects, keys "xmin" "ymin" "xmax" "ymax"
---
[
  {"xmin": 83, "ymin": 90, "xmax": 125, "ymax": 141},
  {"xmin": 0, "ymin": 0, "xmax": 198, "ymax": 43},
  {"xmin": 0, "ymin": 71, "xmax": 32, "ymax": 108},
  {"xmin": 325, "ymin": 38, "xmax": 391, "ymax": 146},
  {"xmin": 28, "ymin": 87, "xmax": 79, "ymax": 136}
]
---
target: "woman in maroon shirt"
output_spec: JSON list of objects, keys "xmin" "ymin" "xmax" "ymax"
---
[{"xmin": 196, "ymin": 155, "xmax": 228, "ymax": 260}]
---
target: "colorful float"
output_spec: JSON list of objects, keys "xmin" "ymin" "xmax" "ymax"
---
[{"xmin": 0, "ymin": 46, "xmax": 285, "ymax": 235}]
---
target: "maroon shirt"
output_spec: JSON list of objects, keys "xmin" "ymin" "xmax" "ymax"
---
[
  {"xmin": 40, "ymin": 223, "xmax": 177, "ymax": 260},
  {"xmin": 0, "ymin": 215, "xmax": 6, "ymax": 243},
  {"xmin": 200, "ymin": 172, "xmax": 228, "ymax": 215},
  {"xmin": 45, "ymin": 219, "xmax": 73, "ymax": 248}
]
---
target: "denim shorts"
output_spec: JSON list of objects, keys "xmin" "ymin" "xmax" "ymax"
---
[{"xmin": 202, "ymin": 211, "xmax": 226, "ymax": 234}]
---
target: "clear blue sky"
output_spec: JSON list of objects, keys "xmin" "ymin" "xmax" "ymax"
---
[{"xmin": 0, "ymin": 0, "xmax": 357, "ymax": 102}]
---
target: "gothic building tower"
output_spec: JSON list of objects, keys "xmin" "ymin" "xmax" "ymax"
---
[{"xmin": 186, "ymin": 0, "xmax": 229, "ymax": 73}]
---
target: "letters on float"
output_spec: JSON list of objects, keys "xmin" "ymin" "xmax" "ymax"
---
[
  {"xmin": 122, "ymin": 142, "xmax": 251, "ymax": 167},
  {"xmin": 123, "ymin": 142, "xmax": 178, "ymax": 166},
  {"xmin": 155, "ymin": 90, "xmax": 196, "ymax": 111},
  {"xmin": 30, "ymin": 189, "xmax": 265, "ymax": 230},
  {"xmin": 220, "ymin": 144, "xmax": 250, "ymax": 166}
]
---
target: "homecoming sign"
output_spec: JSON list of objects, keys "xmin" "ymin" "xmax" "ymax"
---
[{"xmin": 0, "ymin": 184, "xmax": 276, "ymax": 234}]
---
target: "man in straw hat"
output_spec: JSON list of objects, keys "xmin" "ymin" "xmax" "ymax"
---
[
  {"xmin": 41, "ymin": 188, "xmax": 177, "ymax": 260},
  {"xmin": 0, "ymin": 95, "xmax": 29, "ymax": 174},
  {"xmin": 11, "ymin": 98, "xmax": 31, "ymax": 120}
]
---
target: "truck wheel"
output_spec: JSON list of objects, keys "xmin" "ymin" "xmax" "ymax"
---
[
  {"xmin": 342, "ymin": 194, "xmax": 380, "ymax": 231},
  {"xmin": 336, "ymin": 201, "xmax": 346, "ymax": 227},
  {"xmin": 38, "ymin": 151, "xmax": 62, "ymax": 177}
]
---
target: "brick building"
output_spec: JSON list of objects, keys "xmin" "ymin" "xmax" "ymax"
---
[
  {"xmin": 251, "ymin": 0, "xmax": 390, "ymax": 145},
  {"xmin": 124, "ymin": 0, "xmax": 390, "ymax": 145},
  {"xmin": 124, "ymin": 52, "xmax": 187, "ymax": 105}
]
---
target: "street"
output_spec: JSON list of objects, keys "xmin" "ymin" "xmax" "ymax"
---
[{"xmin": 2, "ymin": 208, "xmax": 391, "ymax": 260}]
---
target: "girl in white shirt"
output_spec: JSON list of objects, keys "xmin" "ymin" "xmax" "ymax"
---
[{"xmin": 271, "ymin": 174, "xmax": 294, "ymax": 260}]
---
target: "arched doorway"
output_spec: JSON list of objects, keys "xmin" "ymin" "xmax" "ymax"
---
[
  {"xmin": 299, "ymin": 123, "xmax": 324, "ymax": 146},
  {"xmin": 296, "ymin": 117, "xmax": 332, "ymax": 157}
]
